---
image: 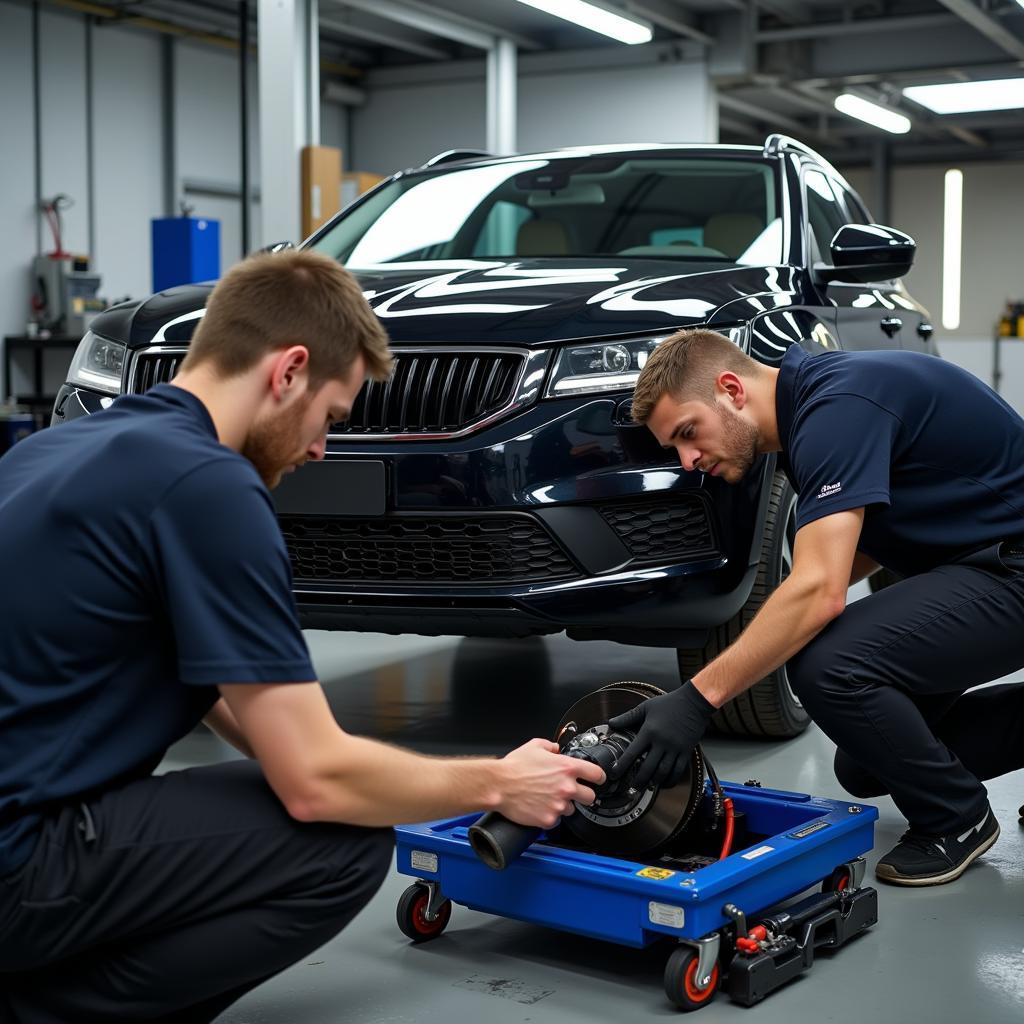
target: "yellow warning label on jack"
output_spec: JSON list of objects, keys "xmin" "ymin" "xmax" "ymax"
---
[{"xmin": 637, "ymin": 867, "xmax": 676, "ymax": 880}]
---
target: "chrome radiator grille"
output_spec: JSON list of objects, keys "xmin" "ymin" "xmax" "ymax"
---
[
  {"xmin": 337, "ymin": 350, "xmax": 525, "ymax": 436},
  {"xmin": 128, "ymin": 347, "xmax": 528, "ymax": 438},
  {"xmin": 128, "ymin": 350, "xmax": 186, "ymax": 393}
]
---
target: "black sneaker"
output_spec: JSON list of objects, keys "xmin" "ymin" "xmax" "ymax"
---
[{"xmin": 875, "ymin": 807, "xmax": 1000, "ymax": 887}]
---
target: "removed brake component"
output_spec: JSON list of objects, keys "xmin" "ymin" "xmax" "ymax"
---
[
  {"xmin": 469, "ymin": 680, "xmax": 715, "ymax": 869},
  {"xmin": 552, "ymin": 681, "xmax": 706, "ymax": 857}
]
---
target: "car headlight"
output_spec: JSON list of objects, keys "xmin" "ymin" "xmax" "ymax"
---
[
  {"xmin": 66, "ymin": 330, "xmax": 126, "ymax": 396},
  {"xmin": 544, "ymin": 335, "xmax": 671, "ymax": 397}
]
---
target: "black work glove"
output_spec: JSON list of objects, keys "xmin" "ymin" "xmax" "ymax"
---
[{"xmin": 608, "ymin": 681, "xmax": 716, "ymax": 791}]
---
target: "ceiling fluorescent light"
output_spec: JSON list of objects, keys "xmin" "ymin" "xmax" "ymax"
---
[
  {"xmin": 834, "ymin": 93, "xmax": 911, "ymax": 134},
  {"xmin": 513, "ymin": 0, "xmax": 653, "ymax": 45},
  {"xmin": 903, "ymin": 79, "xmax": 1024, "ymax": 114}
]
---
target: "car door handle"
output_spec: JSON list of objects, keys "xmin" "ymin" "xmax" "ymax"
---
[
  {"xmin": 918, "ymin": 322, "xmax": 934, "ymax": 338},
  {"xmin": 880, "ymin": 317, "xmax": 902, "ymax": 336}
]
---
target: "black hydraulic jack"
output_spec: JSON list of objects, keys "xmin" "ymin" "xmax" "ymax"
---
[{"xmin": 724, "ymin": 884, "xmax": 879, "ymax": 1007}]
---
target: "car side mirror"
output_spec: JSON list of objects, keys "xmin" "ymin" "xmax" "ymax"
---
[{"xmin": 815, "ymin": 223, "xmax": 916, "ymax": 284}]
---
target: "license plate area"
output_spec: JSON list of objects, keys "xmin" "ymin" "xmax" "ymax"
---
[{"xmin": 272, "ymin": 460, "xmax": 386, "ymax": 516}]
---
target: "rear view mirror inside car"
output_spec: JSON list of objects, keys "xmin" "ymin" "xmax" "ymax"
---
[{"xmin": 527, "ymin": 183, "xmax": 606, "ymax": 207}]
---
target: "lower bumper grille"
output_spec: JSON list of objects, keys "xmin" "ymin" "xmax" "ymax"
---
[
  {"xmin": 598, "ymin": 496, "xmax": 717, "ymax": 564},
  {"xmin": 279, "ymin": 514, "xmax": 581, "ymax": 585}
]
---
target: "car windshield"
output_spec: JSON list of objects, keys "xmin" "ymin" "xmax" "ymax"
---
[{"xmin": 313, "ymin": 155, "xmax": 783, "ymax": 268}]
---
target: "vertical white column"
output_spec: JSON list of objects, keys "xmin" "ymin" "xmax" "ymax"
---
[
  {"xmin": 258, "ymin": 0, "xmax": 318, "ymax": 244},
  {"xmin": 486, "ymin": 37, "xmax": 517, "ymax": 155},
  {"xmin": 703, "ymin": 76, "xmax": 718, "ymax": 143},
  {"xmin": 306, "ymin": 0, "xmax": 320, "ymax": 147}
]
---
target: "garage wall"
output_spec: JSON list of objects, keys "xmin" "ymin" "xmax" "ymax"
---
[
  {"xmin": 350, "ymin": 42, "xmax": 715, "ymax": 176},
  {"xmin": 0, "ymin": 2, "xmax": 350, "ymax": 398},
  {"xmin": 0, "ymin": 1, "xmax": 38, "ymax": 377},
  {"xmin": 175, "ymin": 41, "xmax": 262, "ymax": 267},
  {"xmin": 320, "ymin": 102, "xmax": 349, "ymax": 166},
  {"xmin": 519, "ymin": 58, "xmax": 716, "ymax": 153},
  {"xmin": 174, "ymin": 43, "xmax": 348, "ymax": 261},
  {"xmin": 843, "ymin": 162, "xmax": 1024, "ymax": 413},
  {"xmin": 39, "ymin": 9, "xmax": 90, "ymax": 263},
  {"xmin": 92, "ymin": 26, "xmax": 164, "ymax": 310}
]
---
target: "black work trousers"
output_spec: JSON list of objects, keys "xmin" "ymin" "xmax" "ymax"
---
[
  {"xmin": 0, "ymin": 760, "xmax": 394, "ymax": 1023},
  {"xmin": 787, "ymin": 543, "xmax": 1024, "ymax": 836}
]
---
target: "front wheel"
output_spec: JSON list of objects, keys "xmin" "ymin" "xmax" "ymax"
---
[{"xmin": 677, "ymin": 470, "xmax": 810, "ymax": 738}]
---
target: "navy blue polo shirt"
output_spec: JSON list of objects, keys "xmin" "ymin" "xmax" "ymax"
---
[
  {"xmin": 0, "ymin": 385, "xmax": 315, "ymax": 874},
  {"xmin": 776, "ymin": 345, "xmax": 1024, "ymax": 577}
]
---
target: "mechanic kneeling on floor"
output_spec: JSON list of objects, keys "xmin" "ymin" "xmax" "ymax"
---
[
  {"xmin": 0, "ymin": 250, "xmax": 605, "ymax": 1023},
  {"xmin": 610, "ymin": 328, "xmax": 1024, "ymax": 888}
]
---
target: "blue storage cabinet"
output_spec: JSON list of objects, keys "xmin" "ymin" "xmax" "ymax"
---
[{"xmin": 152, "ymin": 217, "xmax": 220, "ymax": 292}]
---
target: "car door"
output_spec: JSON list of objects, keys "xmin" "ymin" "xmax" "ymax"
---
[{"xmin": 805, "ymin": 166, "xmax": 904, "ymax": 353}]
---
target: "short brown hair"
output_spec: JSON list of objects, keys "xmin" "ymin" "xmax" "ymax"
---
[
  {"xmin": 631, "ymin": 328, "xmax": 761, "ymax": 423},
  {"xmin": 181, "ymin": 249, "xmax": 393, "ymax": 387}
]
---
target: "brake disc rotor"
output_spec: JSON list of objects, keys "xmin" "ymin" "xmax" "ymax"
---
[{"xmin": 553, "ymin": 681, "xmax": 706, "ymax": 858}]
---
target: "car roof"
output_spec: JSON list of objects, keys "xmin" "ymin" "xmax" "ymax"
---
[
  {"xmin": 415, "ymin": 143, "xmax": 767, "ymax": 172},
  {"xmin": 413, "ymin": 136, "xmax": 848, "ymax": 186}
]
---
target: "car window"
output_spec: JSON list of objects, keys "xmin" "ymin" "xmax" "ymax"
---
[
  {"xmin": 804, "ymin": 168, "xmax": 848, "ymax": 261},
  {"xmin": 836, "ymin": 184, "xmax": 871, "ymax": 225},
  {"xmin": 314, "ymin": 156, "xmax": 784, "ymax": 268},
  {"xmin": 472, "ymin": 201, "xmax": 533, "ymax": 257}
]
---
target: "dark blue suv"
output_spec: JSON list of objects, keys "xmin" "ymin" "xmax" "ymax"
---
[{"xmin": 52, "ymin": 134, "xmax": 934, "ymax": 738}]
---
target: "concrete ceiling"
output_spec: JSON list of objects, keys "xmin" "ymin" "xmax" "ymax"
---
[{"xmin": 47, "ymin": 0, "xmax": 1024, "ymax": 164}]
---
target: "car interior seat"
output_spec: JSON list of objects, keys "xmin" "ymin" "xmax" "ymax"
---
[
  {"xmin": 516, "ymin": 219, "xmax": 570, "ymax": 256},
  {"xmin": 703, "ymin": 213, "xmax": 762, "ymax": 260}
]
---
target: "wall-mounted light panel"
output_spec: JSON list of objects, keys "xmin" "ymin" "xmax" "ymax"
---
[{"xmin": 942, "ymin": 169, "xmax": 963, "ymax": 331}]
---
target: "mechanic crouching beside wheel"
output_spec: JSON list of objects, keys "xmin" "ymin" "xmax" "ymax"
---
[
  {"xmin": 612, "ymin": 328, "xmax": 1024, "ymax": 888},
  {"xmin": 0, "ymin": 251, "xmax": 605, "ymax": 1023}
]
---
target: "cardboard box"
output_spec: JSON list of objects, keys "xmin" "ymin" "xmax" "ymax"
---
[
  {"xmin": 342, "ymin": 172, "xmax": 386, "ymax": 209},
  {"xmin": 301, "ymin": 145, "xmax": 342, "ymax": 237}
]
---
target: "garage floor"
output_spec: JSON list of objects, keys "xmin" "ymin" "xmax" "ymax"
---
[{"xmin": 163, "ymin": 604, "xmax": 1024, "ymax": 1023}]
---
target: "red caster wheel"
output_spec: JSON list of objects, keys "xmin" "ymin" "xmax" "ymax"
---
[
  {"xmin": 664, "ymin": 945, "xmax": 720, "ymax": 1011},
  {"xmin": 397, "ymin": 882, "xmax": 452, "ymax": 943},
  {"xmin": 822, "ymin": 865, "xmax": 853, "ymax": 893}
]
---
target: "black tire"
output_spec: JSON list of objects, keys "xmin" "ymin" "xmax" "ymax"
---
[
  {"xmin": 678, "ymin": 470, "xmax": 810, "ymax": 738},
  {"xmin": 396, "ymin": 883, "xmax": 452, "ymax": 943},
  {"xmin": 663, "ymin": 945, "xmax": 720, "ymax": 1011}
]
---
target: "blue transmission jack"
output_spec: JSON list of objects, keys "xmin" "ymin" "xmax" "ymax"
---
[{"xmin": 394, "ymin": 781, "xmax": 879, "ymax": 1011}]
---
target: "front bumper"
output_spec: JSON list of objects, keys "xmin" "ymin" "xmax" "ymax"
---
[
  {"xmin": 55, "ymin": 385, "xmax": 767, "ymax": 645},
  {"xmin": 295, "ymin": 556, "xmax": 758, "ymax": 647},
  {"xmin": 280, "ymin": 395, "xmax": 767, "ymax": 643},
  {"xmin": 51, "ymin": 384, "xmax": 108, "ymax": 424}
]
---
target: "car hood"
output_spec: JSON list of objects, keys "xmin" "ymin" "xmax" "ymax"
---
[
  {"xmin": 94, "ymin": 260, "xmax": 800, "ymax": 349},
  {"xmin": 93, "ymin": 284, "xmax": 216, "ymax": 349}
]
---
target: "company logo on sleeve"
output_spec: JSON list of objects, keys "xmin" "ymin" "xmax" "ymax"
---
[{"xmin": 817, "ymin": 481, "xmax": 842, "ymax": 499}]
